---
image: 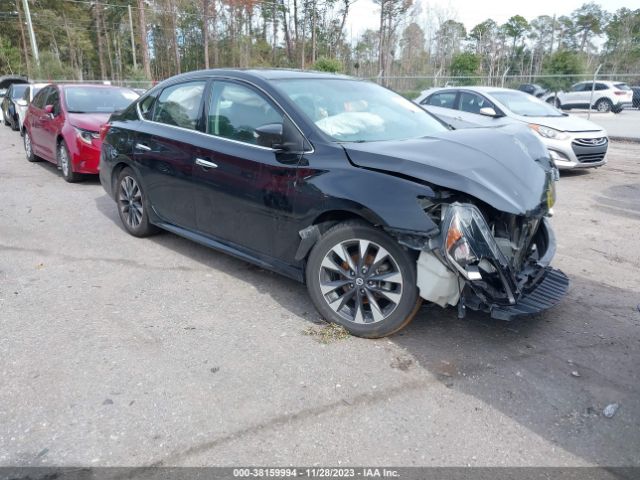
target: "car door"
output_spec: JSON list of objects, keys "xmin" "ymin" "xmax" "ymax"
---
[
  {"xmin": 27, "ymin": 86, "xmax": 49, "ymax": 154},
  {"xmin": 193, "ymin": 79, "xmax": 304, "ymax": 263},
  {"xmin": 133, "ymin": 80, "xmax": 207, "ymax": 230},
  {"xmin": 455, "ymin": 91, "xmax": 509, "ymax": 128},
  {"xmin": 562, "ymin": 82, "xmax": 589, "ymax": 108},
  {"xmin": 419, "ymin": 91, "xmax": 460, "ymax": 127},
  {"xmin": 37, "ymin": 87, "xmax": 64, "ymax": 161}
]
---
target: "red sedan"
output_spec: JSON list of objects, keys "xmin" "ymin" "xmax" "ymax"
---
[{"xmin": 23, "ymin": 84, "xmax": 139, "ymax": 182}]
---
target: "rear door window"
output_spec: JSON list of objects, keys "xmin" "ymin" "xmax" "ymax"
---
[
  {"xmin": 424, "ymin": 92, "xmax": 457, "ymax": 109},
  {"xmin": 152, "ymin": 81, "xmax": 206, "ymax": 130}
]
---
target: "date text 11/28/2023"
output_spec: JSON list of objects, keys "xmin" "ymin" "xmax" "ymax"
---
[{"xmin": 232, "ymin": 468, "xmax": 400, "ymax": 478}]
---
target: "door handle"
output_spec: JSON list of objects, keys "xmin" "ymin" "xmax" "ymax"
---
[
  {"xmin": 135, "ymin": 143, "xmax": 151, "ymax": 151},
  {"xmin": 195, "ymin": 158, "xmax": 218, "ymax": 169}
]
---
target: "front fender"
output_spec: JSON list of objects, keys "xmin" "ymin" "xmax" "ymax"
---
[{"xmin": 306, "ymin": 164, "xmax": 439, "ymax": 235}]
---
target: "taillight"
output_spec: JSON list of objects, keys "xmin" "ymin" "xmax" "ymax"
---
[
  {"xmin": 99, "ymin": 123, "xmax": 111, "ymax": 142},
  {"xmin": 614, "ymin": 91, "xmax": 626, "ymax": 96}
]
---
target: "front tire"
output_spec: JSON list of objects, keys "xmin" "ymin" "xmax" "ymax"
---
[
  {"xmin": 58, "ymin": 140, "xmax": 81, "ymax": 183},
  {"xmin": 306, "ymin": 221, "xmax": 421, "ymax": 338},
  {"xmin": 116, "ymin": 167, "xmax": 158, "ymax": 237}
]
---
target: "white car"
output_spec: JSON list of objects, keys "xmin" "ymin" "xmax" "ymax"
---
[
  {"xmin": 16, "ymin": 83, "xmax": 48, "ymax": 134},
  {"xmin": 543, "ymin": 81, "xmax": 634, "ymax": 113},
  {"xmin": 415, "ymin": 86, "xmax": 608, "ymax": 170}
]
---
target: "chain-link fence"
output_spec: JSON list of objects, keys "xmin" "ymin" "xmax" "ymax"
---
[
  {"xmin": 363, "ymin": 73, "xmax": 640, "ymax": 98},
  {"xmin": 28, "ymin": 73, "xmax": 640, "ymax": 97}
]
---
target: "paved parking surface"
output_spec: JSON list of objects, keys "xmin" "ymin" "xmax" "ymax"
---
[
  {"xmin": 1, "ymin": 126, "xmax": 639, "ymax": 467},
  {"xmin": 570, "ymin": 108, "xmax": 640, "ymax": 141}
]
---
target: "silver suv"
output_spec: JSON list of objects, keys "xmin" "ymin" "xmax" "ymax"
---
[
  {"xmin": 415, "ymin": 87, "xmax": 608, "ymax": 170},
  {"xmin": 544, "ymin": 81, "xmax": 634, "ymax": 113}
]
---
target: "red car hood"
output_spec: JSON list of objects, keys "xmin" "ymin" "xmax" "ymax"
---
[{"xmin": 67, "ymin": 112, "xmax": 111, "ymax": 132}]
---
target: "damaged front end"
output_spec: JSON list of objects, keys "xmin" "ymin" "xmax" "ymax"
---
[{"xmin": 413, "ymin": 189, "xmax": 568, "ymax": 320}]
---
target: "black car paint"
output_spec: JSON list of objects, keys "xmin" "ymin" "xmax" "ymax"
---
[{"xmin": 100, "ymin": 70, "xmax": 556, "ymax": 286}]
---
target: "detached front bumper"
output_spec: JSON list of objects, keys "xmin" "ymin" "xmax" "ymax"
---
[
  {"xmin": 419, "ymin": 202, "xmax": 569, "ymax": 320},
  {"xmin": 490, "ymin": 267, "xmax": 569, "ymax": 320}
]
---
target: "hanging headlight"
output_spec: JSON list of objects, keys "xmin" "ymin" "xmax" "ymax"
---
[{"xmin": 440, "ymin": 203, "xmax": 509, "ymax": 280}]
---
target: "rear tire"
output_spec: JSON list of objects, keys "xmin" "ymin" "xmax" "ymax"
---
[
  {"xmin": 24, "ymin": 130, "xmax": 38, "ymax": 162},
  {"xmin": 116, "ymin": 167, "xmax": 159, "ymax": 237},
  {"xmin": 58, "ymin": 140, "xmax": 81, "ymax": 183},
  {"xmin": 595, "ymin": 98, "xmax": 612, "ymax": 113},
  {"xmin": 305, "ymin": 220, "xmax": 421, "ymax": 338}
]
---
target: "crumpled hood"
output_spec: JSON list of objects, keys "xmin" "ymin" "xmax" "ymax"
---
[
  {"xmin": 343, "ymin": 124, "xmax": 554, "ymax": 216},
  {"xmin": 67, "ymin": 112, "xmax": 111, "ymax": 132}
]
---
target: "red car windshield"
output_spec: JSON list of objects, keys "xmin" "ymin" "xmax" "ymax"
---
[{"xmin": 64, "ymin": 87, "xmax": 139, "ymax": 114}]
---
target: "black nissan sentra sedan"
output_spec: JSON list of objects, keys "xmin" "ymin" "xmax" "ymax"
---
[{"xmin": 99, "ymin": 69, "xmax": 568, "ymax": 338}]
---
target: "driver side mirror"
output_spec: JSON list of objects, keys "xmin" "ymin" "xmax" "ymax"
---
[
  {"xmin": 255, "ymin": 123, "xmax": 284, "ymax": 150},
  {"xmin": 479, "ymin": 107, "xmax": 500, "ymax": 118},
  {"xmin": 256, "ymin": 118, "xmax": 310, "ymax": 155}
]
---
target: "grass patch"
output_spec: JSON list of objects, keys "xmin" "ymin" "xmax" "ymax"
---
[{"xmin": 302, "ymin": 322, "xmax": 351, "ymax": 344}]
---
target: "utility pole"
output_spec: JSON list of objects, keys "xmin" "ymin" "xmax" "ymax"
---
[
  {"xmin": 22, "ymin": 0, "xmax": 39, "ymax": 67},
  {"xmin": 128, "ymin": 5, "xmax": 137, "ymax": 69}
]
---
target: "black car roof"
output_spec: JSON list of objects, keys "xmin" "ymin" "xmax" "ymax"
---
[{"xmin": 160, "ymin": 68, "xmax": 353, "ymax": 83}]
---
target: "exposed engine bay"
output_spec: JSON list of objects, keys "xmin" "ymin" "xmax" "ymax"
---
[{"xmin": 411, "ymin": 182, "xmax": 568, "ymax": 320}]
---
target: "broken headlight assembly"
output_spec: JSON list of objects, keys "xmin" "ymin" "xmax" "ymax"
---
[{"xmin": 439, "ymin": 203, "xmax": 510, "ymax": 282}]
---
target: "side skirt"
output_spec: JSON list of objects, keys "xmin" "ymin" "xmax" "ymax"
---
[{"xmin": 154, "ymin": 221, "xmax": 305, "ymax": 283}]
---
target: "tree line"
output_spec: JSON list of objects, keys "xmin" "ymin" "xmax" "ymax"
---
[{"xmin": 0, "ymin": 0, "xmax": 638, "ymax": 90}]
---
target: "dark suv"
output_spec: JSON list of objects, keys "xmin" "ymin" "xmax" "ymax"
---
[{"xmin": 100, "ymin": 69, "xmax": 567, "ymax": 338}]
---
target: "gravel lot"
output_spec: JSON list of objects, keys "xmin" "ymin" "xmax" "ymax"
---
[{"xmin": 1, "ymin": 125, "xmax": 639, "ymax": 468}]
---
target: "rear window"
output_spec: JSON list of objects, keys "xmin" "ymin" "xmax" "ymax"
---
[
  {"xmin": 64, "ymin": 87, "xmax": 139, "ymax": 113},
  {"xmin": 614, "ymin": 83, "xmax": 631, "ymax": 91}
]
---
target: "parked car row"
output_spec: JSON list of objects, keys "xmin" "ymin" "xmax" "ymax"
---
[
  {"xmin": 415, "ymin": 86, "xmax": 609, "ymax": 170},
  {"xmin": 8, "ymin": 84, "xmax": 140, "ymax": 182},
  {"xmin": 5, "ymin": 70, "xmax": 570, "ymax": 339}
]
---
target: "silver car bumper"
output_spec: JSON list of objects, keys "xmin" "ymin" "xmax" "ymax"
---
[{"xmin": 543, "ymin": 131, "xmax": 608, "ymax": 170}]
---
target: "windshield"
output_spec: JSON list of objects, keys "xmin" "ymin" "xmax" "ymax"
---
[
  {"xmin": 64, "ymin": 86, "xmax": 139, "ymax": 113},
  {"xmin": 273, "ymin": 78, "xmax": 447, "ymax": 142},
  {"xmin": 11, "ymin": 85, "xmax": 28, "ymax": 99},
  {"xmin": 490, "ymin": 90, "xmax": 563, "ymax": 117}
]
